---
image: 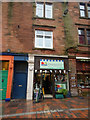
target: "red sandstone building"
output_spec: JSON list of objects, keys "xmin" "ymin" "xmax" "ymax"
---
[{"xmin": 0, "ymin": 1, "xmax": 90, "ymax": 100}]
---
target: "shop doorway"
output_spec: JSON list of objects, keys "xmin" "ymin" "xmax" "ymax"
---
[
  {"xmin": 34, "ymin": 71, "xmax": 54, "ymax": 97},
  {"xmin": 42, "ymin": 73, "xmax": 53, "ymax": 95}
]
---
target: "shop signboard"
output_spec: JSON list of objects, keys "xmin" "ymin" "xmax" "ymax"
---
[
  {"xmin": 40, "ymin": 59, "xmax": 64, "ymax": 69},
  {"xmin": 56, "ymin": 84, "xmax": 66, "ymax": 89}
]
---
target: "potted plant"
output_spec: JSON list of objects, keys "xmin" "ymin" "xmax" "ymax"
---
[{"xmin": 62, "ymin": 89, "xmax": 68, "ymax": 98}]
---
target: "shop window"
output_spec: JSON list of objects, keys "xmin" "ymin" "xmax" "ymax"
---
[
  {"xmin": 78, "ymin": 28, "xmax": 86, "ymax": 45},
  {"xmin": 79, "ymin": 3, "xmax": 90, "ymax": 18},
  {"xmin": 34, "ymin": 70, "xmax": 67, "ymax": 96},
  {"xmin": 36, "ymin": 3, "xmax": 53, "ymax": 18},
  {"xmin": 77, "ymin": 74, "xmax": 90, "ymax": 88},
  {"xmin": 0, "ymin": 61, "xmax": 9, "ymax": 70},
  {"xmin": 35, "ymin": 30, "xmax": 53, "ymax": 49}
]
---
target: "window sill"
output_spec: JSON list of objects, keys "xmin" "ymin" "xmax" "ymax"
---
[
  {"xmin": 77, "ymin": 44, "xmax": 90, "ymax": 47},
  {"xmin": 79, "ymin": 17, "xmax": 90, "ymax": 20},
  {"xmin": 32, "ymin": 47, "xmax": 55, "ymax": 51},
  {"xmin": 33, "ymin": 16, "xmax": 55, "ymax": 20}
]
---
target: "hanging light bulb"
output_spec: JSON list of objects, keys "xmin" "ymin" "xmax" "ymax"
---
[
  {"xmin": 40, "ymin": 70, "xmax": 42, "ymax": 73},
  {"xmin": 64, "ymin": 70, "xmax": 66, "ymax": 74},
  {"xmin": 45, "ymin": 70, "xmax": 47, "ymax": 73},
  {"xmin": 59, "ymin": 70, "xmax": 61, "ymax": 73},
  {"xmin": 35, "ymin": 70, "xmax": 37, "ymax": 73}
]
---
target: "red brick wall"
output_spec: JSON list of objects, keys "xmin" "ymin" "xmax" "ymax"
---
[
  {"xmin": 2, "ymin": 2, "xmax": 33, "ymax": 53},
  {"xmin": 2, "ymin": 2, "xmax": 90, "ymax": 55},
  {"xmin": 68, "ymin": 2, "xmax": 90, "ymax": 53},
  {"xmin": 2, "ymin": 2, "xmax": 66, "ymax": 55},
  {"xmin": 68, "ymin": 2, "xmax": 89, "ymax": 25}
]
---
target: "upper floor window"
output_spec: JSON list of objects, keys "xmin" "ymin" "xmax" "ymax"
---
[
  {"xmin": 87, "ymin": 29, "xmax": 90, "ymax": 45},
  {"xmin": 78, "ymin": 28, "xmax": 86, "ymax": 44},
  {"xmin": 87, "ymin": 4, "xmax": 90, "ymax": 18},
  {"xmin": 78, "ymin": 28, "xmax": 90, "ymax": 45},
  {"xmin": 79, "ymin": 3, "xmax": 86, "ymax": 17},
  {"xmin": 35, "ymin": 30, "xmax": 53, "ymax": 49},
  {"xmin": 36, "ymin": 3, "xmax": 53, "ymax": 18},
  {"xmin": 79, "ymin": 3, "xmax": 90, "ymax": 18}
]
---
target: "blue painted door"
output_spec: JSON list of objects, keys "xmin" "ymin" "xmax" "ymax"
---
[{"xmin": 12, "ymin": 62, "xmax": 27, "ymax": 99}]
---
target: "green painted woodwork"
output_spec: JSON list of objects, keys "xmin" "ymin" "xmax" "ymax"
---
[{"xmin": 0, "ymin": 70, "xmax": 8, "ymax": 100}]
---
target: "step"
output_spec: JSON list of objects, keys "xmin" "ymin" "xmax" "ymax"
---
[{"xmin": 44, "ymin": 94, "xmax": 53, "ymax": 98}]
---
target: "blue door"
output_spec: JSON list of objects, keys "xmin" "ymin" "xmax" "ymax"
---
[{"xmin": 12, "ymin": 62, "xmax": 27, "ymax": 99}]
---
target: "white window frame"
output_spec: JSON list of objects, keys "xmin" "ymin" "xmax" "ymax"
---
[
  {"xmin": 79, "ymin": 3, "xmax": 86, "ymax": 17},
  {"xmin": 45, "ymin": 4, "xmax": 53, "ymax": 18},
  {"xmin": 36, "ymin": 3, "xmax": 53, "ymax": 19},
  {"xmin": 35, "ymin": 30, "xmax": 53, "ymax": 49},
  {"xmin": 36, "ymin": 3, "xmax": 44, "ymax": 17},
  {"xmin": 79, "ymin": 3, "xmax": 90, "ymax": 18},
  {"xmin": 87, "ymin": 4, "xmax": 90, "ymax": 18}
]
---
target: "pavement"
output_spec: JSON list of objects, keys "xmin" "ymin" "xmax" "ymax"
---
[{"xmin": 0, "ymin": 96, "xmax": 90, "ymax": 119}]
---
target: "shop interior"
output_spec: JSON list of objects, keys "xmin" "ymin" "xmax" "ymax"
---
[
  {"xmin": 34, "ymin": 70, "xmax": 67, "ymax": 97},
  {"xmin": 77, "ymin": 73, "xmax": 90, "ymax": 88}
]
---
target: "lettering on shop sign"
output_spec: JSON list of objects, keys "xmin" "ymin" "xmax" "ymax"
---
[{"xmin": 40, "ymin": 59, "xmax": 64, "ymax": 69}]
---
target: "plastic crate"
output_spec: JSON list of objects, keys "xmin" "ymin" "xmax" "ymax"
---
[{"xmin": 55, "ymin": 94, "xmax": 64, "ymax": 99}]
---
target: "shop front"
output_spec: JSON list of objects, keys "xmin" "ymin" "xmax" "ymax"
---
[
  {"xmin": 76, "ymin": 59, "xmax": 90, "ymax": 90},
  {"xmin": 34, "ymin": 56, "xmax": 69, "ymax": 98}
]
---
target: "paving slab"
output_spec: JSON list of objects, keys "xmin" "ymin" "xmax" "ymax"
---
[{"xmin": 0, "ymin": 96, "xmax": 90, "ymax": 119}]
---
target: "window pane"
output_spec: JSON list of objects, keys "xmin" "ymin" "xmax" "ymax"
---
[
  {"xmin": 36, "ymin": 30, "xmax": 43, "ymax": 35},
  {"xmin": 87, "ymin": 29, "xmax": 90, "ymax": 45},
  {"xmin": 45, "ymin": 31, "xmax": 52, "ymax": 36},
  {"xmin": 79, "ymin": 36, "xmax": 86, "ymax": 44},
  {"xmin": 86, "ymin": 30, "xmax": 90, "ymax": 36},
  {"xmin": 87, "ymin": 37, "xmax": 90, "ymax": 45},
  {"xmin": 45, "ymin": 4, "xmax": 52, "ymax": 18},
  {"xmin": 80, "ymin": 5, "xmax": 85, "ymax": 9},
  {"xmin": 87, "ymin": 5, "xmax": 90, "ymax": 10},
  {"xmin": 36, "ymin": 35, "xmax": 43, "ymax": 38},
  {"xmin": 36, "ymin": 3, "xmax": 44, "ymax": 17},
  {"xmin": 35, "ymin": 30, "xmax": 43, "ymax": 48},
  {"xmin": 36, "ymin": 38, "xmax": 43, "ymax": 47},
  {"xmin": 80, "ymin": 10, "xmax": 85, "ymax": 17},
  {"xmin": 45, "ymin": 36, "xmax": 51, "ymax": 38},
  {"xmin": 78, "ymin": 29, "xmax": 84, "ymax": 35},
  {"xmin": 88, "ymin": 11, "xmax": 90, "ymax": 18},
  {"xmin": 45, "ymin": 38, "xmax": 52, "ymax": 48}
]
